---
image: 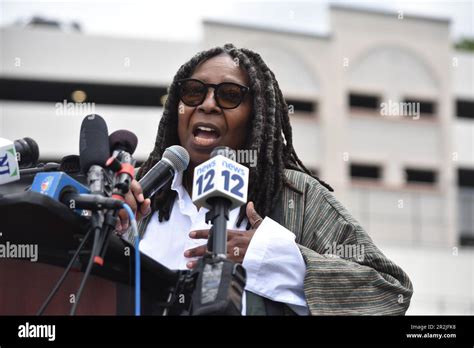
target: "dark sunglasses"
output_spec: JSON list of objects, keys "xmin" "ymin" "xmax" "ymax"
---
[{"xmin": 176, "ymin": 78, "xmax": 250, "ymax": 109}]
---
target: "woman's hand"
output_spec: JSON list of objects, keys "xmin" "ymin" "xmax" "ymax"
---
[
  {"xmin": 115, "ymin": 179, "xmax": 152, "ymax": 234},
  {"xmin": 184, "ymin": 201, "xmax": 263, "ymax": 268}
]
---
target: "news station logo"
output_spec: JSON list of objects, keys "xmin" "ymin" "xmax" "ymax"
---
[
  {"xmin": 0, "ymin": 151, "xmax": 17, "ymax": 177},
  {"xmin": 0, "ymin": 139, "xmax": 20, "ymax": 185},
  {"xmin": 40, "ymin": 176, "xmax": 54, "ymax": 193}
]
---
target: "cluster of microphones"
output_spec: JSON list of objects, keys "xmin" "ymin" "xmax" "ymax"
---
[
  {"xmin": 1, "ymin": 115, "xmax": 190, "ymax": 212},
  {"xmin": 0, "ymin": 113, "xmax": 249, "ymax": 316}
]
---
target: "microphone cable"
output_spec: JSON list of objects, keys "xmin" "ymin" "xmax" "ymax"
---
[
  {"xmin": 36, "ymin": 227, "xmax": 93, "ymax": 316},
  {"xmin": 122, "ymin": 203, "xmax": 140, "ymax": 316},
  {"xmin": 68, "ymin": 203, "xmax": 140, "ymax": 316},
  {"xmin": 69, "ymin": 211, "xmax": 103, "ymax": 315}
]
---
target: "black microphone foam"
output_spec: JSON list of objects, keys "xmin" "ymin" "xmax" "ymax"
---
[
  {"xmin": 109, "ymin": 129, "xmax": 138, "ymax": 154},
  {"xmin": 14, "ymin": 137, "xmax": 40, "ymax": 168},
  {"xmin": 79, "ymin": 114, "xmax": 110, "ymax": 173},
  {"xmin": 59, "ymin": 155, "xmax": 81, "ymax": 173}
]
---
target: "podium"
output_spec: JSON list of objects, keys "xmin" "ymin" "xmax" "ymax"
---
[{"xmin": 0, "ymin": 190, "xmax": 184, "ymax": 315}]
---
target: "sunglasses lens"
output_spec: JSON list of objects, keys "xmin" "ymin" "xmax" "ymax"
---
[
  {"xmin": 180, "ymin": 80, "xmax": 206, "ymax": 106},
  {"xmin": 217, "ymin": 83, "xmax": 244, "ymax": 109}
]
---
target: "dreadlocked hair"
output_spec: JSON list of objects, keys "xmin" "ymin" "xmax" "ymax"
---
[{"xmin": 137, "ymin": 43, "xmax": 333, "ymax": 229}]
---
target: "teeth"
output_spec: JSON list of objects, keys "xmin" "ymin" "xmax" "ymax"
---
[{"xmin": 197, "ymin": 126, "xmax": 215, "ymax": 132}]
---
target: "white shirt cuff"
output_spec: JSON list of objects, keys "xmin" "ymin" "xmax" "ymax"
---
[{"xmin": 242, "ymin": 217, "xmax": 308, "ymax": 311}]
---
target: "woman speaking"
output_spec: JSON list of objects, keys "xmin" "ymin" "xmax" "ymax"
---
[{"xmin": 118, "ymin": 43, "xmax": 413, "ymax": 315}]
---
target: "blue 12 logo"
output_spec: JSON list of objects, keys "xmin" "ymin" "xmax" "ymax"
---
[{"xmin": 196, "ymin": 169, "xmax": 244, "ymax": 198}]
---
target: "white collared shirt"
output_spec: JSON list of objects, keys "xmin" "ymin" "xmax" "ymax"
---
[{"xmin": 138, "ymin": 171, "xmax": 309, "ymax": 315}]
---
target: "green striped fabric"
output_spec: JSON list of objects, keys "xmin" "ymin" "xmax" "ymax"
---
[
  {"xmin": 282, "ymin": 169, "xmax": 413, "ymax": 315},
  {"xmin": 132, "ymin": 169, "xmax": 413, "ymax": 315}
]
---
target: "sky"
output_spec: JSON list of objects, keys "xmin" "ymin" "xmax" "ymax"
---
[{"xmin": 0, "ymin": 0, "xmax": 472, "ymax": 41}]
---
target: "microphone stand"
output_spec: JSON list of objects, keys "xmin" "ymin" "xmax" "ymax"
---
[
  {"xmin": 206, "ymin": 197, "xmax": 231, "ymax": 255},
  {"xmin": 68, "ymin": 164, "xmax": 115, "ymax": 315},
  {"xmin": 96, "ymin": 152, "xmax": 135, "ymax": 265},
  {"xmin": 185, "ymin": 197, "xmax": 246, "ymax": 316}
]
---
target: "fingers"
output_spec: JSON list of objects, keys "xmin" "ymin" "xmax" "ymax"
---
[
  {"xmin": 184, "ymin": 244, "xmax": 207, "ymax": 258},
  {"xmin": 137, "ymin": 198, "xmax": 152, "ymax": 220},
  {"xmin": 246, "ymin": 201, "xmax": 263, "ymax": 229},
  {"xmin": 116, "ymin": 209, "xmax": 129, "ymax": 234},
  {"xmin": 116, "ymin": 180, "xmax": 148, "ymax": 234},
  {"xmin": 186, "ymin": 260, "xmax": 198, "ymax": 269},
  {"xmin": 186, "ymin": 230, "xmax": 253, "ymax": 267},
  {"xmin": 189, "ymin": 229, "xmax": 243, "ymax": 240},
  {"xmin": 130, "ymin": 180, "xmax": 144, "ymax": 204},
  {"xmin": 184, "ymin": 244, "xmax": 208, "ymax": 269},
  {"xmin": 189, "ymin": 229, "xmax": 210, "ymax": 239}
]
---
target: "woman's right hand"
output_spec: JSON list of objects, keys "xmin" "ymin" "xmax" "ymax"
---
[{"xmin": 116, "ymin": 179, "xmax": 152, "ymax": 234}]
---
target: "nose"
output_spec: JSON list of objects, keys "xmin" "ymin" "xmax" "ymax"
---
[{"xmin": 197, "ymin": 88, "xmax": 221, "ymax": 114}]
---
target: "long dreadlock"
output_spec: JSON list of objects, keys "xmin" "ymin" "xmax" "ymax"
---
[{"xmin": 137, "ymin": 43, "xmax": 333, "ymax": 229}]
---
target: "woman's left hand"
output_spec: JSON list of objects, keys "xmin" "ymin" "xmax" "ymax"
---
[{"xmin": 184, "ymin": 201, "xmax": 263, "ymax": 269}]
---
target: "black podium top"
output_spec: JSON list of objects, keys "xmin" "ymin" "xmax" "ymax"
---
[{"xmin": 0, "ymin": 191, "xmax": 182, "ymax": 303}]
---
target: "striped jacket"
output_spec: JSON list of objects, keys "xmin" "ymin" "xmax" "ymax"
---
[{"xmin": 134, "ymin": 169, "xmax": 413, "ymax": 315}]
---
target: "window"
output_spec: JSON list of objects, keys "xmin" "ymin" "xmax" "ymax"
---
[
  {"xmin": 456, "ymin": 99, "xmax": 474, "ymax": 119},
  {"xmin": 286, "ymin": 98, "xmax": 317, "ymax": 114},
  {"xmin": 405, "ymin": 168, "xmax": 437, "ymax": 184},
  {"xmin": 350, "ymin": 164, "xmax": 382, "ymax": 180},
  {"xmin": 0, "ymin": 77, "xmax": 168, "ymax": 107},
  {"xmin": 349, "ymin": 93, "xmax": 379, "ymax": 110},
  {"xmin": 458, "ymin": 168, "xmax": 474, "ymax": 187},
  {"xmin": 403, "ymin": 98, "xmax": 436, "ymax": 116},
  {"xmin": 458, "ymin": 169, "xmax": 474, "ymax": 246}
]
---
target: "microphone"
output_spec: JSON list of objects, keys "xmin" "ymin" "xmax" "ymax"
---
[
  {"xmin": 96, "ymin": 130, "xmax": 139, "ymax": 262},
  {"xmin": 109, "ymin": 130, "xmax": 138, "ymax": 156},
  {"xmin": 192, "ymin": 146, "xmax": 249, "ymax": 254},
  {"xmin": 30, "ymin": 171, "xmax": 122, "ymax": 212},
  {"xmin": 59, "ymin": 155, "xmax": 81, "ymax": 174},
  {"xmin": 0, "ymin": 137, "xmax": 20, "ymax": 185},
  {"xmin": 192, "ymin": 146, "xmax": 249, "ymax": 210},
  {"xmin": 14, "ymin": 137, "xmax": 40, "ymax": 169},
  {"xmin": 139, "ymin": 145, "xmax": 190, "ymax": 198},
  {"xmin": 79, "ymin": 114, "xmax": 110, "ymax": 194},
  {"xmin": 0, "ymin": 136, "xmax": 40, "ymax": 185},
  {"xmin": 108, "ymin": 130, "xmax": 138, "ymax": 195},
  {"xmin": 188, "ymin": 146, "xmax": 248, "ymax": 316}
]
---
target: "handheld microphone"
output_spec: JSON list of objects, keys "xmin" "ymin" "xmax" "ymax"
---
[
  {"xmin": 139, "ymin": 145, "xmax": 190, "ymax": 198},
  {"xmin": 79, "ymin": 114, "xmax": 110, "ymax": 194},
  {"xmin": 0, "ymin": 138, "xmax": 20, "ymax": 185}
]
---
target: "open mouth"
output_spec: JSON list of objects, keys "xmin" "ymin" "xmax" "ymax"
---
[{"xmin": 192, "ymin": 123, "xmax": 221, "ymax": 147}]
